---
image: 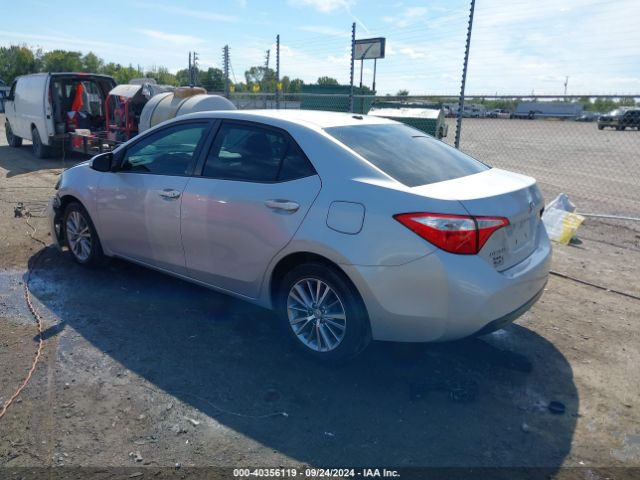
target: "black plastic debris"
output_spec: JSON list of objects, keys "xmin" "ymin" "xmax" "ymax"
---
[
  {"xmin": 14, "ymin": 202, "xmax": 24, "ymax": 218},
  {"xmin": 548, "ymin": 401, "xmax": 566, "ymax": 414}
]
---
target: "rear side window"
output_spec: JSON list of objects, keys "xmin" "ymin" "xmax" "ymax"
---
[
  {"xmin": 203, "ymin": 122, "xmax": 316, "ymax": 182},
  {"xmin": 325, "ymin": 123, "xmax": 488, "ymax": 187}
]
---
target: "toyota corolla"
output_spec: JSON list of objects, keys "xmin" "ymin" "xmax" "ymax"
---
[{"xmin": 50, "ymin": 110, "xmax": 551, "ymax": 363}]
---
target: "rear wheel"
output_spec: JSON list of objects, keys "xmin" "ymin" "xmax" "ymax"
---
[
  {"xmin": 31, "ymin": 127, "xmax": 52, "ymax": 159},
  {"xmin": 5, "ymin": 121, "xmax": 22, "ymax": 147},
  {"xmin": 278, "ymin": 263, "xmax": 370, "ymax": 364},
  {"xmin": 63, "ymin": 202, "xmax": 105, "ymax": 267},
  {"xmin": 597, "ymin": 124, "xmax": 604, "ymax": 130}
]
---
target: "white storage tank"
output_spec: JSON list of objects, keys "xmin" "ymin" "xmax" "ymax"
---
[{"xmin": 139, "ymin": 87, "xmax": 236, "ymax": 132}]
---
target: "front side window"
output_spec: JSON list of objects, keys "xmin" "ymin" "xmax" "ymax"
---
[
  {"xmin": 325, "ymin": 123, "xmax": 488, "ymax": 187},
  {"xmin": 121, "ymin": 123, "xmax": 208, "ymax": 175},
  {"xmin": 202, "ymin": 122, "xmax": 316, "ymax": 182}
]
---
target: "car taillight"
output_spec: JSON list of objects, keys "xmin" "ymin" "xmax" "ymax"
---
[{"xmin": 394, "ymin": 213, "xmax": 509, "ymax": 255}]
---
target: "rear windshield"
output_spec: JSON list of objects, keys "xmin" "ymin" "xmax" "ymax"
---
[{"xmin": 325, "ymin": 123, "xmax": 489, "ymax": 187}]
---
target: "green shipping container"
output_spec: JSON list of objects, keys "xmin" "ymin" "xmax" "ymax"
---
[
  {"xmin": 367, "ymin": 104, "xmax": 448, "ymax": 139},
  {"xmin": 300, "ymin": 85, "xmax": 374, "ymax": 114}
]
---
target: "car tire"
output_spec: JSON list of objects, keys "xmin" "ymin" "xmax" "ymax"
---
[
  {"xmin": 32, "ymin": 127, "xmax": 52, "ymax": 159},
  {"xmin": 5, "ymin": 121, "xmax": 23, "ymax": 147},
  {"xmin": 597, "ymin": 125, "xmax": 604, "ymax": 130},
  {"xmin": 63, "ymin": 202, "xmax": 105, "ymax": 268},
  {"xmin": 278, "ymin": 263, "xmax": 371, "ymax": 364}
]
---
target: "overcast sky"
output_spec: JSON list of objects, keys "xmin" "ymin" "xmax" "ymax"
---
[{"xmin": 1, "ymin": 0, "xmax": 638, "ymax": 95}]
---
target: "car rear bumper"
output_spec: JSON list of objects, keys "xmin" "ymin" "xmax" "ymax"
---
[
  {"xmin": 342, "ymin": 223, "xmax": 551, "ymax": 342},
  {"xmin": 472, "ymin": 282, "xmax": 546, "ymax": 336}
]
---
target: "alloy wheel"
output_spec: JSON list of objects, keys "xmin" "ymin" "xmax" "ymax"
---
[
  {"xmin": 66, "ymin": 211, "xmax": 92, "ymax": 262},
  {"xmin": 286, "ymin": 277, "xmax": 347, "ymax": 352}
]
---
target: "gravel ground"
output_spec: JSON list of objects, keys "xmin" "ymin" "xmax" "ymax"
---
[{"xmin": 0, "ymin": 114, "xmax": 639, "ymax": 478}]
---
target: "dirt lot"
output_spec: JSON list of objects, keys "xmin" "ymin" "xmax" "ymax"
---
[{"xmin": 1, "ymin": 114, "xmax": 639, "ymax": 478}]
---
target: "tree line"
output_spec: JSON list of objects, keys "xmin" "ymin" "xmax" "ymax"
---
[
  {"xmin": 0, "ymin": 45, "xmax": 315, "ymax": 93},
  {"xmin": 6, "ymin": 44, "xmax": 631, "ymax": 107}
]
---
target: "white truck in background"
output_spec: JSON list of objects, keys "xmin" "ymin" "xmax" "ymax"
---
[{"xmin": 4, "ymin": 72, "xmax": 116, "ymax": 157}]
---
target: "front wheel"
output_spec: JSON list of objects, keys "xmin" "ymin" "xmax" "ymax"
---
[
  {"xmin": 278, "ymin": 263, "xmax": 371, "ymax": 364},
  {"xmin": 63, "ymin": 202, "xmax": 105, "ymax": 267},
  {"xmin": 6, "ymin": 121, "xmax": 23, "ymax": 147},
  {"xmin": 32, "ymin": 127, "xmax": 52, "ymax": 159}
]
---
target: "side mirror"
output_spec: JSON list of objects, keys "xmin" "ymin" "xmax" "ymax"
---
[{"xmin": 91, "ymin": 152, "xmax": 113, "ymax": 172}]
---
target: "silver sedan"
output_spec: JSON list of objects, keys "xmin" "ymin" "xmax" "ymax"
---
[{"xmin": 50, "ymin": 110, "xmax": 551, "ymax": 363}]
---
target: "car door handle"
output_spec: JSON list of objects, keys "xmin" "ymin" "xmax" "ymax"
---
[
  {"xmin": 158, "ymin": 189, "xmax": 181, "ymax": 200},
  {"xmin": 264, "ymin": 199, "xmax": 300, "ymax": 213}
]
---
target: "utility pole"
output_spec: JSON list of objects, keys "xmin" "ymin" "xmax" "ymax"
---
[
  {"xmin": 454, "ymin": 0, "xmax": 475, "ymax": 149},
  {"xmin": 188, "ymin": 52, "xmax": 192, "ymax": 85},
  {"xmin": 564, "ymin": 76, "xmax": 569, "ymax": 99},
  {"xmin": 192, "ymin": 51, "xmax": 199, "ymax": 86},
  {"xmin": 276, "ymin": 35, "xmax": 280, "ymax": 109},
  {"xmin": 223, "ymin": 45, "xmax": 230, "ymax": 98},
  {"xmin": 263, "ymin": 49, "xmax": 270, "ymax": 107},
  {"xmin": 349, "ymin": 22, "xmax": 355, "ymax": 113}
]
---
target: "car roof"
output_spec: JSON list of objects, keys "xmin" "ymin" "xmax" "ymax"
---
[
  {"xmin": 178, "ymin": 109, "xmax": 397, "ymax": 132},
  {"xmin": 16, "ymin": 72, "xmax": 115, "ymax": 80}
]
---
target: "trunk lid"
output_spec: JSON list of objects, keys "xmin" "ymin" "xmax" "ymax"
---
[{"xmin": 412, "ymin": 168, "xmax": 544, "ymax": 270}]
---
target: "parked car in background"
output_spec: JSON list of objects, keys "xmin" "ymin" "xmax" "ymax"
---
[
  {"xmin": 575, "ymin": 112, "xmax": 600, "ymax": 122},
  {"xmin": 487, "ymin": 109, "xmax": 511, "ymax": 119},
  {"xmin": 50, "ymin": 110, "xmax": 550, "ymax": 363},
  {"xmin": 464, "ymin": 105, "xmax": 486, "ymax": 118},
  {"xmin": 597, "ymin": 108, "xmax": 640, "ymax": 130}
]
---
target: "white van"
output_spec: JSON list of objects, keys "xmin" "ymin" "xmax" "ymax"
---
[{"xmin": 4, "ymin": 73, "xmax": 116, "ymax": 158}]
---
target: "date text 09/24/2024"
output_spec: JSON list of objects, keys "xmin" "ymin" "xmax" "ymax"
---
[{"xmin": 233, "ymin": 468, "xmax": 401, "ymax": 478}]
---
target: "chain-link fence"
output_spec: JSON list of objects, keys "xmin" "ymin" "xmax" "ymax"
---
[
  {"xmin": 441, "ymin": 104, "xmax": 640, "ymax": 225},
  {"xmin": 229, "ymin": 92, "xmax": 640, "ymax": 225}
]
